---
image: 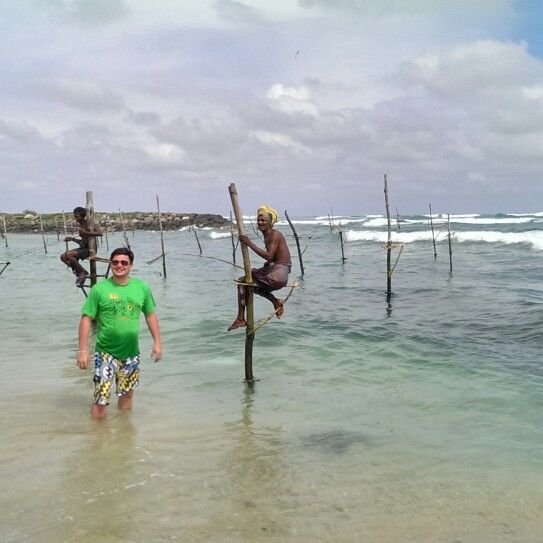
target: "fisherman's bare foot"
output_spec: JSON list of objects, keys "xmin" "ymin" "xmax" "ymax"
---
[
  {"xmin": 228, "ymin": 318, "xmax": 246, "ymax": 331},
  {"xmin": 274, "ymin": 300, "xmax": 284, "ymax": 319}
]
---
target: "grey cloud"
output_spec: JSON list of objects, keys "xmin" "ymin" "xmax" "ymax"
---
[
  {"xmin": 298, "ymin": 0, "xmax": 508, "ymax": 16},
  {"xmin": 154, "ymin": 112, "xmax": 248, "ymax": 156},
  {"xmin": 32, "ymin": 0, "xmax": 129, "ymax": 27},
  {"xmin": 0, "ymin": 119, "xmax": 44, "ymax": 144},
  {"xmin": 43, "ymin": 79, "xmax": 125, "ymax": 113},
  {"xmin": 127, "ymin": 110, "xmax": 162, "ymax": 126},
  {"xmin": 399, "ymin": 41, "xmax": 543, "ymax": 136},
  {"xmin": 213, "ymin": 0, "xmax": 265, "ymax": 25}
]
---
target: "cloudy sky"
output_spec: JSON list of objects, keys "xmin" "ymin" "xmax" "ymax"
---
[{"xmin": 1, "ymin": 0, "xmax": 542, "ymax": 215}]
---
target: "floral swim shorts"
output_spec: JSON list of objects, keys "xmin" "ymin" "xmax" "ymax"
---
[{"xmin": 93, "ymin": 352, "xmax": 140, "ymax": 406}]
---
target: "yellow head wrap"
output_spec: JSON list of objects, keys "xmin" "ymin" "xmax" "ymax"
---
[{"xmin": 257, "ymin": 205, "xmax": 279, "ymax": 225}]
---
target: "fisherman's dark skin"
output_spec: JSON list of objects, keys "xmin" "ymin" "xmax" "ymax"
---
[
  {"xmin": 228, "ymin": 213, "xmax": 291, "ymax": 331},
  {"xmin": 60, "ymin": 207, "xmax": 102, "ymax": 284}
]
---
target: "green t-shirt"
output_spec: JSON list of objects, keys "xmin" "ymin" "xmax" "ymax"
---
[{"xmin": 81, "ymin": 277, "xmax": 156, "ymax": 359}]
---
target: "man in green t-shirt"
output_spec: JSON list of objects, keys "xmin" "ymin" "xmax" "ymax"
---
[{"xmin": 76, "ymin": 247, "xmax": 162, "ymax": 419}]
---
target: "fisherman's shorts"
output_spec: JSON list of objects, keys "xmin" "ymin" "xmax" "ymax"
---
[
  {"xmin": 93, "ymin": 352, "xmax": 140, "ymax": 406},
  {"xmin": 75, "ymin": 247, "xmax": 90, "ymax": 259},
  {"xmin": 252, "ymin": 263, "xmax": 290, "ymax": 294}
]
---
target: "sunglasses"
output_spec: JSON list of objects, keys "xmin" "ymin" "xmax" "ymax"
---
[{"xmin": 111, "ymin": 259, "xmax": 131, "ymax": 266}]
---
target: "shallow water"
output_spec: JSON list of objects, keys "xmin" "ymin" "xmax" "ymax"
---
[{"xmin": 1, "ymin": 214, "xmax": 542, "ymax": 542}]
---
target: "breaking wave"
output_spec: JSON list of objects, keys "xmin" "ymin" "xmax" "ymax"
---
[{"xmin": 345, "ymin": 229, "xmax": 543, "ymax": 251}]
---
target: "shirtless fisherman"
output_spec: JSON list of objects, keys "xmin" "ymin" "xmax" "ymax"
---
[
  {"xmin": 228, "ymin": 205, "xmax": 291, "ymax": 331},
  {"xmin": 60, "ymin": 207, "xmax": 102, "ymax": 286}
]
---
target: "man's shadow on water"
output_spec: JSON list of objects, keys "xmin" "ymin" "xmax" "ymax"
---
[
  {"xmin": 54, "ymin": 414, "xmax": 140, "ymax": 542},
  {"xmin": 198, "ymin": 383, "xmax": 293, "ymax": 539}
]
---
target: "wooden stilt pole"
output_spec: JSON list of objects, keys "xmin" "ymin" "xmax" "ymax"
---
[
  {"xmin": 104, "ymin": 224, "xmax": 109, "ymax": 250},
  {"xmin": 2, "ymin": 216, "xmax": 8, "ymax": 248},
  {"xmin": 62, "ymin": 210, "xmax": 69, "ymax": 252},
  {"xmin": 339, "ymin": 222, "xmax": 347, "ymax": 264},
  {"xmin": 86, "ymin": 192, "xmax": 98, "ymax": 287},
  {"xmin": 119, "ymin": 209, "xmax": 131, "ymax": 250},
  {"xmin": 384, "ymin": 174, "xmax": 392, "ymax": 301},
  {"xmin": 284, "ymin": 210, "xmax": 305, "ymax": 276},
  {"xmin": 228, "ymin": 183, "xmax": 254, "ymax": 382},
  {"xmin": 156, "ymin": 195, "xmax": 167, "ymax": 278},
  {"xmin": 447, "ymin": 213, "xmax": 453, "ymax": 276},
  {"xmin": 192, "ymin": 226, "xmax": 203, "ymax": 255},
  {"xmin": 39, "ymin": 214, "xmax": 48, "ymax": 254},
  {"xmin": 395, "ymin": 207, "xmax": 401, "ymax": 232},
  {"xmin": 230, "ymin": 211, "xmax": 237, "ymax": 265},
  {"xmin": 429, "ymin": 203, "xmax": 437, "ymax": 259}
]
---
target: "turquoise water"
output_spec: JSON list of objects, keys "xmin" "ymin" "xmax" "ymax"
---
[{"xmin": 1, "ymin": 213, "xmax": 542, "ymax": 542}]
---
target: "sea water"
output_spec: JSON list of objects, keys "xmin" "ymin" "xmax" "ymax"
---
[{"xmin": 0, "ymin": 213, "xmax": 542, "ymax": 542}]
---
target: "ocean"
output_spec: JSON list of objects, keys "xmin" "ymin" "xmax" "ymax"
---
[{"xmin": 1, "ymin": 212, "xmax": 542, "ymax": 542}]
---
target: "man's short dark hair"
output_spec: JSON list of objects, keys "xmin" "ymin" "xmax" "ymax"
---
[
  {"xmin": 110, "ymin": 247, "xmax": 134, "ymax": 263},
  {"xmin": 73, "ymin": 207, "xmax": 86, "ymax": 217}
]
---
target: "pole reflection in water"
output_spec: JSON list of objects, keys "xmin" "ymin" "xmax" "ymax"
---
[{"xmin": 198, "ymin": 383, "xmax": 293, "ymax": 539}]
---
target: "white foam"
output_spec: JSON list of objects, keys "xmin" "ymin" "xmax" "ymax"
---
[
  {"xmin": 442, "ymin": 213, "xmax": 479, "ymax": 218},
  {"xmin": 345, "ymin": 229, "xmax": 543, "ymax": 250},
  {"xmin": 345, "ymin": 230, "xmax": 433, "ymax": 243},
  {"xmin": 209, "ymin": 231, "xmax": 231, "ymax": 239},
  {"xmin": 364, "ymin": 216, "xmax": 535, "ymax": 227},
  {"xmin": 283, "ymin": 219, "xmax": 331, "ymax": 226},
  {"xmin": 508, "ymin": 212, "xmax": 543, "ymax": 217},
  {"xmin": 451, "ymin": 217, "xmax": 534, "ymax": 225},
  {"xmin": 363, "ymin": 218, "xmax": 390, "ymax": 227},
  {"xmin": 455, "ymin": 231, "xmax": 543, "ymax": 250}
]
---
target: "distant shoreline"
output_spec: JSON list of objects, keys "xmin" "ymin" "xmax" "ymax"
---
[{"xmin": 0, "ymin": 211, "xmax": 230, "ymax": 234}]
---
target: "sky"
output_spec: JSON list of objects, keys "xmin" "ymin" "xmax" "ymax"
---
[{"xmin": 1, "ymin": 0, "xmax": 543, "ymax": 216}]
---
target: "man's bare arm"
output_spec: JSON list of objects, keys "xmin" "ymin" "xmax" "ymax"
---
[
  {"xmin": 79, "ymin": 226, "xmax": 103, "ymax": 237},
  {"xmin": 77, "ymin": 315, "xmax": 92, "ymax": 369},
  {"xmin": 145, "ymin": 312, "xmax": 162, "ymax": 362},
  {"xmin": 240, "ymin": 233, "xmax": 280, "ymax": 261}
]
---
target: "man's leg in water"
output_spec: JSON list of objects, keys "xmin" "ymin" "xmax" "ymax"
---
[
  {"xmin": 90, "ymin": 404, "xmax": 107, "ymax": 419},
  {"xmin": 118, "ymin": 390, "xmax": 134, "ymax": 410},
  {"xmin": 228, "ymin": 284, "xmax": 247, "ymax": 330}
]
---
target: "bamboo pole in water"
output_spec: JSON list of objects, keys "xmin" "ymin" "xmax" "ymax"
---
[
  {"xmin": 86, "ymin": 192, "xmax": 98, "ymax": 287},
  {"xmin": 104, "ymin": 223, "xmax": 109, "ymax": 250},
  {"xmin": 284, "ymin": 209, "xmax": 305, "ymax": 276},
  {"xmin": 192, "ymin": 224, "xmax": 203, "ymax": 255},
  {"xmin": 230, "ymin": 211, "xmax": 237, "ymax": 265},
  {"xmin": 384, "ymin": 174, "xmax": 392, "ymax": 301},
  {"xmin": 119, "ymin": 209, "xmax": 131, "ymax": 250},
  {"xmin": 395, "ymin": 207, "xmax": 401, "ymax": 232},
  {"xmin": 429, "ymin": 203, "xmax": 437, "ymax": 259},
  {"xmin": 156, "ymin": 195, "xmax": 167, "ymax": 278},
  {"xmin": 339, "ymin": 222, "xmax": 347, "ymax": 264},
  {"xmin": 62, "ymin": 210, "xmax": 69, "ymax": 252},
  {"xmin": 2, "ymin": 215, "xmax": 8, "ymax": 248},
  {"xmin": 228, "ymin": 183, "xmax": 254, "ymax": 382},
  {"xmin": 447, "ymin": 213, "xmax": 453, "ymax": 275},
  {"xmin": 328, "ymin": 211, "xmax": 333, "ymax": 232},
  {"xmin": 38, "ymin": 214, "xmax": 48, "ymax": 254}
]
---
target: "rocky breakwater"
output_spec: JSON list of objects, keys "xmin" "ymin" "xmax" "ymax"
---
[{"xmin": 1, "ymin": 211, "xmax": 230, "ymax": 234}]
